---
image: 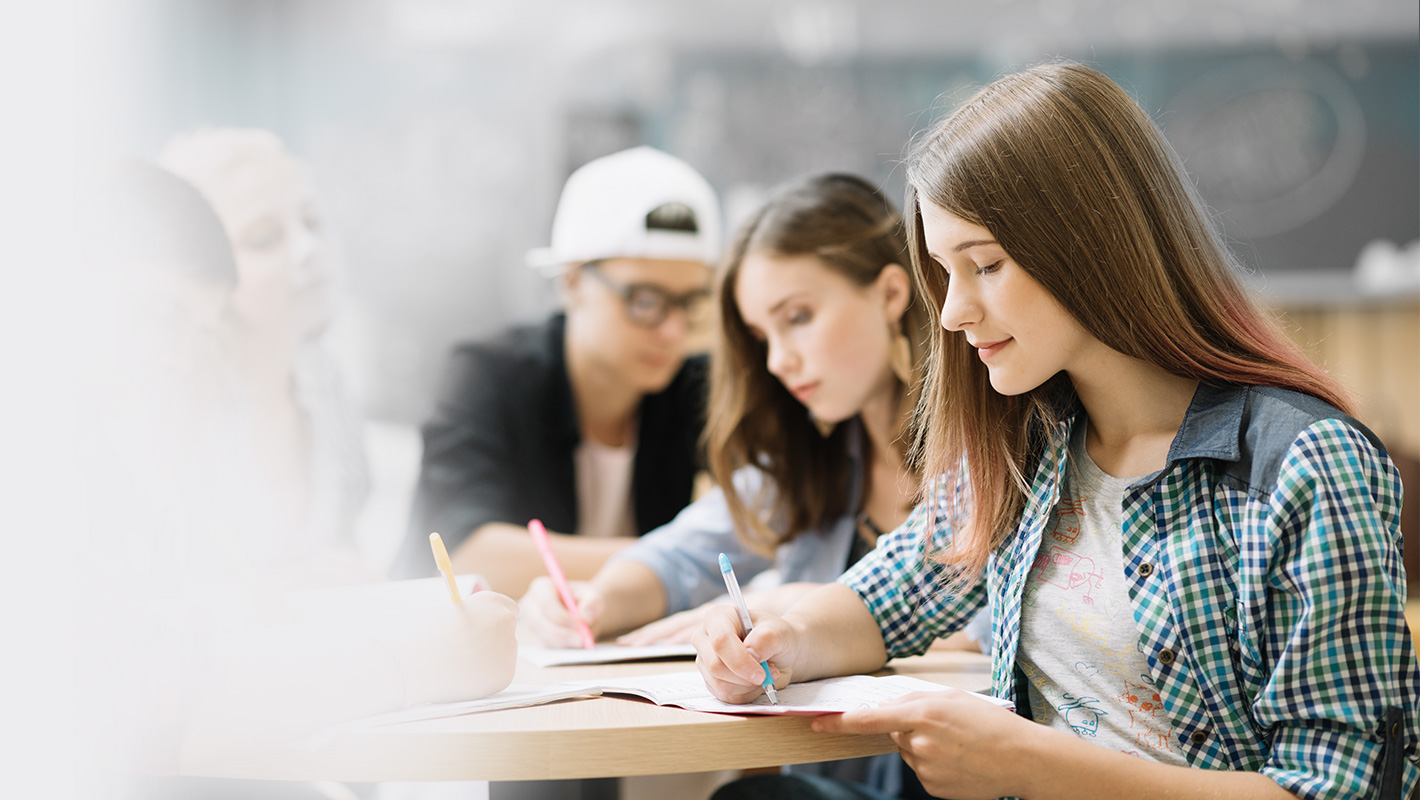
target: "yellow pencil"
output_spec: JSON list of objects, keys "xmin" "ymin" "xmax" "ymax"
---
[{"xmin": 429, "ymin": 532, "xmax": 462, "ymax": 605}]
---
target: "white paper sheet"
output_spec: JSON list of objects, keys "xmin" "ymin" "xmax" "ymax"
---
[
  {"xmin": 564, "ymin": 672, "xmax": 1014, "ymax": 716},
  {"xmin": 300, "ymin": 683, "xmax": 601, "ymax": 747}
]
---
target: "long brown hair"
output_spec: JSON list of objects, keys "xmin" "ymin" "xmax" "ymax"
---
[
  {"xmin": 904, "ymin": 62, "xmax": 1352, "ymax": 579},
  {"xmin": 708, "ymin": 173, "xmax": 931, "ymax": 554}
]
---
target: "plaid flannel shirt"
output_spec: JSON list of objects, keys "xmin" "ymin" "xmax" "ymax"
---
[{"xmin": 841, "ymin": 384, "xmax": 1419, "ymax": 799}]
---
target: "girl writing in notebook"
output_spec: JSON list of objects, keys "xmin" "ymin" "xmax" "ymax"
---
[
  {"xmin": 522, "ymin": 172, "xmax": 984, "ymax": 650},
  {"xmin": 522, "ymin": 172, "xmax": 983, "ymax": 795},
  {"xmin": 695, "ymin": 62, "xmax": 1419, "ymax": 800}
]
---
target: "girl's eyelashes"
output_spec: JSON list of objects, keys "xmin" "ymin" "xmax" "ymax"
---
[
  {"xmin": 976, "ymin": 260, "xmax": 1002, "ymax": 275},
  {"xmin": 745, "ymin": 308, "xmax": 810, "ymax": 341}
]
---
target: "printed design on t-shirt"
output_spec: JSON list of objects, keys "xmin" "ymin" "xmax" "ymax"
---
[
  {"xmin": 1022, "ymin": 471, "xmax": 1190, "ymax": 765},
  {"xmin": 1117, "ymin": 677, "xmax": 1178, "ymax": 754},
  {"xmin": 1018, "ymin": 658, "xmax": 1059, "ymax": 721},
  {"xmin": 1056, "ymin": 693, "xmax": 1108, "ymax": 738},
  {"xmin": 1022, "ymin": 579, "xmax": 1042, "ymax": 609},
  {"xmin": 1056, "ymin": 602, "xmax": 1107, "ymax": 646},
  {"xmin": 1033, "ymin": 545, "xmax": 1104, "ymax": 604},
  {"xmin": 1074, "ymin": 635, "xmax": 1138, "ymax": 682},
  {"xmin": 1049, "ymin": 498, "xmax": 1087, "ymax": 544},
  {"xmin": 1032, "ymin": 542, "xmax": 1110, "ymax": 643},
  {"xmin": 1075, "ymin": 651, "xmax": 1129, "ymax": 683},
  {"xmin": 1029, "ymin": 494, "xmax": 1134, "ymax": 644}
]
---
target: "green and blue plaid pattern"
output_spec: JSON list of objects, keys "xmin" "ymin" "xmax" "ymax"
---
[{"xmin": 840, "ymin": 385, "xmax": 1419, "ymax": 799}]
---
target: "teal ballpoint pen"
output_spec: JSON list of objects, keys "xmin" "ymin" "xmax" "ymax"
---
[{"xmin": 718, "ymin": 553, "xmax": 780, "ymax": 705}]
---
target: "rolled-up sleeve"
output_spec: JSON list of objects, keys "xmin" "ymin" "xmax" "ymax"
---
[{"xmin": 839, "ymin": 485, "xmax": 986, "ymax": 660}]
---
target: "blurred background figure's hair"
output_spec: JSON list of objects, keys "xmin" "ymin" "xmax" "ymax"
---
[
  {"xmin": 84, "ymin": 157, "xmax": 238, "ymax": 287},
  {"xmin": 157, "ymin": 127, "xmax": 289, "ymax": 194}
]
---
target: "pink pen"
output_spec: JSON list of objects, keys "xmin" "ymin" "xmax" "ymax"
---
[{"xmin": 527, "ymin": 519, "xmax": 596, "ymax": 649}]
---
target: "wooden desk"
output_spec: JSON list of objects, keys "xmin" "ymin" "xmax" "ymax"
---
[{"xmin": 180, "ymin": 649, "xmax": 991, "ymax": 783}]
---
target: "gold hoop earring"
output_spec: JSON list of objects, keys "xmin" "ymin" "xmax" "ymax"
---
[{"xmin": 890, "ymin": 329, "xmax": 912, "ymax": 384}]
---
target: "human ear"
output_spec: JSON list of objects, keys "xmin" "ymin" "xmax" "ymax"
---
[
  {"xmin": 560, "ymin": 263, "xmax": 585, "ymax": 308},
  {"xmin": 877, "ymin": 263, "xmax": 912, "ymax": 323}
]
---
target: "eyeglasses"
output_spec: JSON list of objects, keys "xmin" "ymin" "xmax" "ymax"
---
[{"xmin": 581, "ymin": 261, "xmax": 713, "ymax": 329}]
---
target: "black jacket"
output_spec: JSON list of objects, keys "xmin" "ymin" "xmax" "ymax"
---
[{"xmin": 391, "ymin": 313, "xmax": 707, "ymax": 578}]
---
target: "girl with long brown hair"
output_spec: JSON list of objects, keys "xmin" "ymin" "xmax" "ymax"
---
[
  {"xmin": 523, "ymin": 171, "xmax": 979, "ymax": 795},
  {"xmin": 523, "ymin": 172, "xmax": 971, "ymax": 653},
  {"xmin": 696, "ymin": 62, "xmax": 1417, "ymax": 800}
]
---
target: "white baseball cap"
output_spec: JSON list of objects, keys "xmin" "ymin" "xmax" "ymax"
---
[{"xmin": 526, "ymin": 146, "xmax": 722, "ymax": 272}]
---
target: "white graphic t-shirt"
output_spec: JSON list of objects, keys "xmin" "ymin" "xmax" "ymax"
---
[{"xmin": 1016, "ymin": 423, "xmax": 1190, "ymax": 765}]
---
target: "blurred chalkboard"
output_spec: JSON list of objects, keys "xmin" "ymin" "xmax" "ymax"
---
[{"xmin": 649, "ymin": 41, "xmax": 1417, "ymax": 278}]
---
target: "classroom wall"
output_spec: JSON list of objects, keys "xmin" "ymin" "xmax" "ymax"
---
[
  {"xmin": 1276, "ymin": 301, "xmax": 1420, "ymax": 457},
  {"xmin": 69, "ymin": 1, "xmax": 1419, "ymax": 580},
  {"xmin": 77, "ymin": 0, "xmax": 1420, "ymax": 431}
]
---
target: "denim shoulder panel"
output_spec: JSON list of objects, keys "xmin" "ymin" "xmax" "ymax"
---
[{"xmin": 1223, "ymin": 386, "xmax": 1382, "ymax": 497}]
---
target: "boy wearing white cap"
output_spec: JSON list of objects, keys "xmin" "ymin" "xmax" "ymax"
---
[{"xmin": 392, "ymin": 147, "xmax": 721, "ymax": 598}]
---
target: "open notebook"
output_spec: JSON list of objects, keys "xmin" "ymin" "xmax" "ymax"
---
[{"xmin": 309, "ymin": 670, "xmax": 1011, "ymax": 746}]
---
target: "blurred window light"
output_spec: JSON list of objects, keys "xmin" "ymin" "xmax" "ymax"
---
[
  {"xmin": 386, "ymin": 0, "xmax": 650, "ymax": 53},
  {"xmin": 387, "ymin": 0, "xmax": 534, "ymax": 48},
  {"xmin": 773, "ymin": 0, "xmax": 859, "ymax": 65}
]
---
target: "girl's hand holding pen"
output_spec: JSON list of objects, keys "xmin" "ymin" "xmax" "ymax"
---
[
  {"xmin": 692, "ymin": 604, "xmax": 796, "ymax": 704},
  {"xmin": 519, "ymin": 576, "xmax": 605, "ymax": 648}
]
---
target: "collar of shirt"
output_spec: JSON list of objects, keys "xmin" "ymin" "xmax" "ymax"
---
[{"xmin": 846, "ymin": 382, "xmax": 1417, "ymax": 798}]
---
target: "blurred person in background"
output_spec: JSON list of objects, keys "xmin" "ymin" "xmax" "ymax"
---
[
  {"xmin": 75, "ymin": 160, "xmax": 521, "ymax": 800},
  {"xmin": 392, "ymin": 146, "xmax": 721, "ymax": 598},
  {"xmin": 160, "ymin": 128, "xmax": 372, "ymax": 583},
  {"xmin": 80, "ymin": 158, "xmax": 250, "ymax": 595}
]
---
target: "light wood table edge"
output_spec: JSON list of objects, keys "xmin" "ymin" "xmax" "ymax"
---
[{"xmin": 181, "ymin": 649, "xmax": 991, "ymax": 782}]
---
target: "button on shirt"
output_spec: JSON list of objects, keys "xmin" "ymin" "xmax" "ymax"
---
[{"xmin": 840, "ymin": 384, "xmax": 1420, "ymax": 800}]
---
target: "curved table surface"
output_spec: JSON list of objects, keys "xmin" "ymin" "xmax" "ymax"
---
[{"xmin": 180, "ymin": 648, "xmax": 993, "ymax": 783}]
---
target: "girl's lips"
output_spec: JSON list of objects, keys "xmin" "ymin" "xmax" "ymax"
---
[
  {"xmin": 790, "ymin": 382, "xmax": 819, "ymax": 402},
  {"xmin": 975, "ymin": 338, "xmax": 1011, "ymax": 361}
]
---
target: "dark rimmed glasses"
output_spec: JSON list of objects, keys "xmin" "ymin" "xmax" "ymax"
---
[{"xmin": 582, "ymin": 261, "xmax": 713, "ymax": 329}]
